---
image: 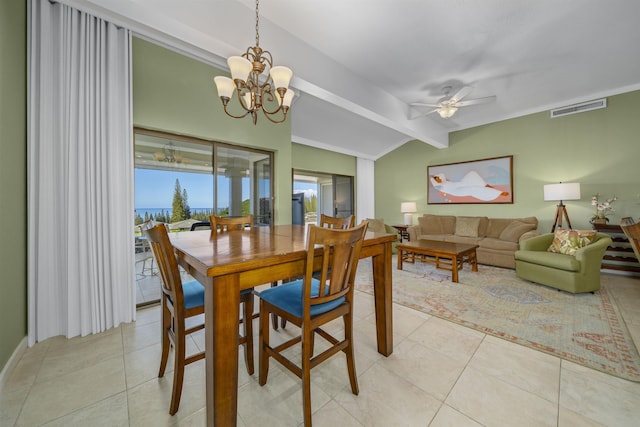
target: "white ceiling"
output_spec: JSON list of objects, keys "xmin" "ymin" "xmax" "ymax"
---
[{"xmin": 64, "ymin": 0, "xmax": 640, "ymax": 160}]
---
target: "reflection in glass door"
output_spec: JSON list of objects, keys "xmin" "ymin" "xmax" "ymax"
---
[{"xmin": 293, "ymin": 170, "xmax": 354, "ymax": 224}]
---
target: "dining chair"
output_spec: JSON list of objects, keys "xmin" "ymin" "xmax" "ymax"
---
[
  {"xmin": 255, "ymin": 222, "xmax": 368, "ymax": 426},
  {"xmin": 319, "ymin": 213, "xmax": 354, "ymax": 229},
  {"xmin": 142, "ymin": 221, "xmax": 254, "ymax": 415},
  {"xmin": 275, "ymin": 213, "xmax": 356, "ymax": 330},
  {"xmin": 209, "ymin": 214, "xmax": 253, "ymax": 233},
  {"xmin": 621, "ymin": 219, "xmax": 640, "ymax": 262},
  {"xmin": 209, "ymin": 214, "xmax": 258, "ymax": 369}
]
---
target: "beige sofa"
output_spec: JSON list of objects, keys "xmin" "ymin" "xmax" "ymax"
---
[{"xmin": 407, "ymin": 214, "xmax": 538, "ymax": 268}]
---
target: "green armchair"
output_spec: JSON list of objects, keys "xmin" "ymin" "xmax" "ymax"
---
[{"xmin": 514, "ymin": 232, "xmax": 612, "ymax": 293}]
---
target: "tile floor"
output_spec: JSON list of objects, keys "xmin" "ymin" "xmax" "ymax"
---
[{"xmin": 2, "ymin": 274, "xmax": 640, "ymax": 427}]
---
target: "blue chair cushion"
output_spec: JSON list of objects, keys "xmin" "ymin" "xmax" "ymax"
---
[
  {"xmin": 182, "ymin": 280, "xmax": 205, "ymax": 310},
  {"xmin": 258, "ymin": 278, "xmax": 345, "ymax": 318}
]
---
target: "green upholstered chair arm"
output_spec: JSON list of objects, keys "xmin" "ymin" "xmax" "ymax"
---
[
  {"xmin": 518, "ymin": 233, "xmax": 555, "ymax": 251},
  {"xmin": 574, "ymin": 233, "xmax": 612, "ymax": 264}
]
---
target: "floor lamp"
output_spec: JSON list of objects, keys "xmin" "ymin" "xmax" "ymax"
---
[{"xmin": 544, "ymin": 182, "xmax": 581, "ymax": 233}]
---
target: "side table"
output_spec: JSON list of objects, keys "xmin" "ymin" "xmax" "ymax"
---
[
  {"xmin": 391, "ymin": 225, "xmax": 410, "ymax": 243},
  {"xmin": 592, "ymin": 223, "xmax": 640, "ymax": 273}
]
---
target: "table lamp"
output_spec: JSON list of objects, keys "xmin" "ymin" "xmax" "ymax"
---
[
  {"xmin": 401, "ymin": 202, "xmax": 417, "ymax": 226},
  {"xmin": 543, "ymin": 182, "xmax": 581, "ymax": 232}
]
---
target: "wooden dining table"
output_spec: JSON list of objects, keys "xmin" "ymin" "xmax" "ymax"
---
[{"xmin": 169, "ymin": 224, "xmax": 396, "ymax": 427}]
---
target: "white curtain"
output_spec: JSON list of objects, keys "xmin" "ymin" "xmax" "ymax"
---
[
  {"xmin": 28, "ymin": 0, "xmax": 136, "ymax": 345},
  {"xmin": 356, "ymin": 158, "xmax": 375, "ymax": 222}
]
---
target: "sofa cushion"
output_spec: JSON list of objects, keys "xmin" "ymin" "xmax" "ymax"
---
[
  {"xmin": 446, "ymin": 235, "xmax": 483, "ymax": 245},
  {"xmin": 515, "ymin": 250, "xmax": 581, "ymax": 272},
  {"xmin": 455, "ymin": 216, "xmax": 481, "ymax": 237},
  {"xmin": 499, "ymin": 220, "xmax": 538, "ymax": 243},
  {"xmin": 480, "ymin": 237, "xmax": 519, "ymax": 251},
  {"xmin": 365, "ymin": 218, "xmax": 386, "ymax": 233},
  {"xmin": 547, "ymin": 229, "xmax": 597, "ymax": 256},
  {"xmin": 418, "ymin": 214, "xmax": 456, "ymax": 235}
]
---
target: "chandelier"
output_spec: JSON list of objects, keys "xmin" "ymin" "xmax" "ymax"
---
[{"xmin": 213, "ymin": 0, "xmax": 294, "ymax": 125}]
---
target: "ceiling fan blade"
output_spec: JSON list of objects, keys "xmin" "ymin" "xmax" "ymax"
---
[
  {"xmin": 449, "ymin": 86, "xmax": 473, "ymax": 103},
  {"xmin": 410, "ymin": 102, "xmax": 440, "ymax": 108},
  {"xmin": 408, "ymin": 108, "xmax": 438, "ymax": 120},
  {"xmin": 455, "ymin": 95, "xmax": 497, "ymax": 107}
]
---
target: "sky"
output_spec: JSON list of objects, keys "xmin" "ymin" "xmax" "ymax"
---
[
  {"xmin": 135, "ymin": 169, "xmax": 215, "ymax": 208},
  {"xmin": 135, "ymin": 169, "xmax": 318, "ymax": 209}
]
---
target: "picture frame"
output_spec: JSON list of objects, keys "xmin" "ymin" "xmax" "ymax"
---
[{"xmin": 427, "ymin": 155, "xmax": 513, "ymax": 204}]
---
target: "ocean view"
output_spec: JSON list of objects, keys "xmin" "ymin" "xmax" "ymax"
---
[{"xmin": 135, "ymin": 207, "xmax": 218, "ymax": 219}]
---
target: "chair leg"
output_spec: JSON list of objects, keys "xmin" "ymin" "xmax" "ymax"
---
[
  {"xmin": 344, "ymin": 313, "xmax": 359, "ymax": 395},
  {"xmin": 158, "ymin": 302, "xmax": 171, "ymax": 378},
  {"xmin": 169, "ymin": 319, "xmax": 186, "ymax": 415},
  {"xmin": 258, "ymin": 300, "xmax": 270, "ymax": 386},
  {"xmin": 242, "ymin": 294, "xmax": 255, "ymax": 376},
  {"xmin": 302, "ymin": 326, "xmax": 313, "ymax": 427},
  {"xmin": 270, "ymin": 282, "xmax": 279, "ymax": 330}
]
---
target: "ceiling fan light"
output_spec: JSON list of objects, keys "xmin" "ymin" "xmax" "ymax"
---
[
  {"xmin": 438, "ymin": 106, "xmax": 458, "ymax": 119},
  {"xmin": 227, "ymin": 56, "xmax": 252, "ymax": 83},
  {"xmin": 269, "ymin": 66, "xmax": 293, "ymax": 90},
  {"xmin": 214, "ymin": 76, "xmax": 235, "ymax": 99}
]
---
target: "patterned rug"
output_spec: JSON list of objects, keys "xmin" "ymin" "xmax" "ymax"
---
[{"xmin": 355, "ymin": 256, "xmax": 640, "ymax": 382}]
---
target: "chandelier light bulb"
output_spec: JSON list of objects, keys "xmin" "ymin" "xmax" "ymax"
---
[
  {"xmin": 269, "ymin": 66, "xmax": 293, "ymax": 90},
  {"xmin": 214, "ymin": 76, "xmax": 235, "ymax": 99},
  {"xmin": 227, "ymin": 56, "xmax": 252, "ymax": 83}
]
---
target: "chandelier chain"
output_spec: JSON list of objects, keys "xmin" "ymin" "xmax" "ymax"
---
[{"xmin": 255, "ymin": 0, "xmax": 260, "ymax": 47}]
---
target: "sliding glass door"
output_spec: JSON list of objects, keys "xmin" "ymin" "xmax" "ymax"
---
[
  {"xmin": 133, "ymin": 128, "xmax": 274, "ymax": 305},
  {"xmin": 292, "ymin": 170, "xmax": 354, "ymax": 225}
]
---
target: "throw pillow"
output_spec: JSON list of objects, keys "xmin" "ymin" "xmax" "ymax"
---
[
  {"xmin": 365, "ymin": 218, "xmax": 386, "ymax": 233},
  {"xmin": 455, "ymin": 216, "xmax": 481, "ymax": 237},
  {"xmin": 547, "ymin": 229, "xmax": 597, "ymax": 255},
  {"xmin": 499, "ymin": 221, "xmax": 537, "ymax": 243}
]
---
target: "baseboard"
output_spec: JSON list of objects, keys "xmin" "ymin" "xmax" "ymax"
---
[{"xmin": 0, "ymin": 336, "xmax": 27, "ymax": 388}]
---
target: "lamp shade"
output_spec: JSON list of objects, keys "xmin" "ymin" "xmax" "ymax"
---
[
  {"xmin": 543, "ymin": 183, "xmax": 581, "ymax": 201},
  {"xmin": 400, "ymin": 202, "xmax": 417, "ymax": 213}
]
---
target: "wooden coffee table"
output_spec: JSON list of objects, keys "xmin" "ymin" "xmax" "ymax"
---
[{"xmin": 397, "ymin": 240, "xmax": 479, "ymax": 282}]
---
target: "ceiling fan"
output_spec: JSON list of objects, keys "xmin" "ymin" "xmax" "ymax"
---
[{"xmin": 410, "ymin": 86, "xmax": 496, "ymax": 119}]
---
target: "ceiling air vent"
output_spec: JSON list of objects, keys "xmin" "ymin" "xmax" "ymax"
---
[{"xmin": 550, "ymin": 98, "xmax": 607, "ymax": 118}]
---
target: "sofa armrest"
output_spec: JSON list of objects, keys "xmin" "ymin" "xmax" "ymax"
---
[
  {"xmin": 518, "ymin": 230, "xmax": 539, "ymax": 244},
  {"xmin": 407, "ymin": 225, "xmax": 420, "ymax": 241},
  {"xmin": 518, "ymin": 233, "xmax": 555, "ymax": 251}
]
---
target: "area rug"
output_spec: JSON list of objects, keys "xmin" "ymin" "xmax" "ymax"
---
[{"xmin": 355, "ymin": 256, "xmax": 640, "ymax": 382}]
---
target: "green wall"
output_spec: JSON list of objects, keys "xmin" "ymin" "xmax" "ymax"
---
[
  {"xmin": 132, "ymin": 38, "xmax": 294, "ymax": 224},
  {"xmin": 0, "ymin": 0, "xmax": 27, "ymax": 372},
  {"xmin": 291, "ymin": 143, "xmax": 356, "ymax": 176},
  {"xmin": 376, "ymin": 90, "xmax": 640, "ymax": 232}
]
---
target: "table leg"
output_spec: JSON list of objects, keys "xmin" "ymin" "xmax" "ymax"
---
[
  {"xmin": 451, "ymin": 255, "xmax": 459, "ymax": 283},
  {"xmin": 397, "ymin": 248, "xmax": 403, "ymax": 270},
  {"xmin": 372, "ymin": 241, "xmax": 393, "ymax": 356},
  {"xmin": 205, "ymin": 275, "xmax": 240, "ymax": 427},
  {"xmin": 471, "ymin": 251, "xmax": 478, "ymax": 272}
]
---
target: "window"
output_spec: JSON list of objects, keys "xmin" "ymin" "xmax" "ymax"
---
[
  {"xmin": 134, "ymin": 128, "xmax": 273, "ymax": 226},
  {"xmin": 133, "ymin": 128, "xmax": 274, "ymax": 306}
]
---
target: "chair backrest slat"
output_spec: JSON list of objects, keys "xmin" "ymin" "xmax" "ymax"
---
[
  {"xmin": 621, "ymin": 220, "xmax": 640, "ymax": 262},
  {"xmin": 210, "ymin": 215, "xmax": 253, "ymax": 234},
  {"xmin": 304, "ymin": 222, "xmax": 367, "ymax": 308},
  {"xmin": 319, "ymin": 214, "xmax": 354, "ymax": 229},
  {"xmin": 142, "ymin": 221, "xmax": 184, "ymax": 308}
]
